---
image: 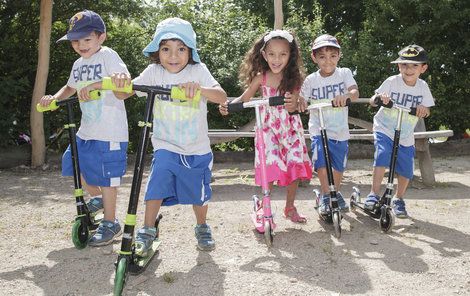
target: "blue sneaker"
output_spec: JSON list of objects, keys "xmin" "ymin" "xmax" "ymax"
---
[
  {"xmin": 88, "ymin": 219, "xmax": 122, "ymax": 246},
  {"xmin": 364, "ymin": 194, "xmax": 379, "ymax": 210},
  {"xmin": 195, "ymin": 223, "xmax": 215, "ymax": 251},
  {"xmin": 135, "ymin": 226, "xmax": 157, "ymax": 257},
  {"xmin": 318, "ymin": 194, "xmax": 331, "ymax": 216},
  {"xmin": 336, "ymin": 192, "xmax": 349, "ymax": 212},
  {"xmin": 86, "ymin": 196, "xmax": 103, "ymax": 216},
  {"xmin": 392, "ymin": 198, "xmax": 408, "ymax": 218}
]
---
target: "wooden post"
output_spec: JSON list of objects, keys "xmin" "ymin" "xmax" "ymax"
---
[
  {"xmin": 274, "ymin": 0, "xmax": 283, "ymax": 29},
  {"xmin": 31, "ymin": 0, "xmax": 53, "ymax": 167},
  {"xmin": 414, "ymin": 118, "xmax": 436, "ymax": 185}
]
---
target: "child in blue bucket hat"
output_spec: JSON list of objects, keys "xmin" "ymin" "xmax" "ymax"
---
[{"xmin": 103, "ymin": 17, "xmax": 227, "ymax": 252}]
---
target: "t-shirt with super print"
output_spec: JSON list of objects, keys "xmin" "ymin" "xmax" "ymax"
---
[
  {"xmin": 132, "ymin": 63, "xmax": 219, "ymax": 155},
  {"xmin": 301, "ymin": 67, "xmax": 357, "ymax": 141},
  {"xmin": 374, "ymin": 74, "xmax": 435, "ymax": 147},
  {"xmin": 67, "ymin": 46, "xmax": 129, "ymax": 142}
]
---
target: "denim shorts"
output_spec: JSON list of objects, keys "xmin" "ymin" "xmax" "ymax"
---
[
  {"xmin": 373, "ymin": 132, "xmax": 415, "ymax": 180},
  {"xmin": 62, "ymin": 136, "xmax": 128, "ymax": 187},
  {"xmin": 311, "ymin": 135, "xmax": 348, "ymax": 172},
  {"xmin": 144, "ymin": 149, "xmax": 213, "ymax": 206}
]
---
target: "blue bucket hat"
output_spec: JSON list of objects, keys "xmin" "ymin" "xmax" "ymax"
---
[
  {"xmin": 142, "ymin": 17, "xmax": 200, "ymax": 63},
  {"xmin": 57, "ymin": 10, "xmax": 106, "ymax": 42}
]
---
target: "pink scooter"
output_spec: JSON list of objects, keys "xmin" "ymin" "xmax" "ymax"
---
[{"xmin": 228, "ymin": 96, "xmax": 285, "ymax": 246}]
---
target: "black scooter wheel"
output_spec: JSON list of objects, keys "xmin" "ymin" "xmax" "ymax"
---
[
  {"xmin": 71, "ymin": 219, "xmax": 88, "ymax": 249},
  {"xmin": 264, "ymin": 221, "xmax": 273, "ymax": 247},
  {"xmin": 114, "ymin": 257, "xmax": 128, "ymax": 296},
  {"xmin": 379, "ymin": 208, "xmax": 395, "ymax": 232},
  {"xmin": 333, "ymin": 212, "xmax": 342, "ymax": 238}
]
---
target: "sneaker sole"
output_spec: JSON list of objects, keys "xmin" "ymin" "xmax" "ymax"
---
[
  {"xmin": 88, "ymin": 229, "xmax": 123, "ymax": 247},
  {"xmin": 197, "ymin": 244, "xmax": 215, "ymax": 251}
]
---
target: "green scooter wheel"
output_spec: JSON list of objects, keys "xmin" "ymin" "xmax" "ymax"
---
[
  {"xmin": 114, "ymin": 257, "xmax": 128, "ymax": 296},
  {"xmin": 71, "ymin": 219, "xmax": 89, "ymax": 249}
]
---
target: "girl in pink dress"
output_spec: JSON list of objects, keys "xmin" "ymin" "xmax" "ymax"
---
[{"xmin": 220, "ymin": 30, "xmax": 312, "ymax": 223}]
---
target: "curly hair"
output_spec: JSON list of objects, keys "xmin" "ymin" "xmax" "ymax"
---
[{"xmin": 239, "ymin": 31, "xmax": 305, "ymax": 95}]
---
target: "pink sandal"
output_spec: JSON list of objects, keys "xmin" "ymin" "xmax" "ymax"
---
[{"xmin": 284, "ymin": 206, "xmax": 307, "ymax": 223}]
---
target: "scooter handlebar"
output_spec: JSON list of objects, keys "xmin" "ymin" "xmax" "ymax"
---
[
  {"xmin": 36, "ymin": 92, "xmax": 99, "ymax": 113},
  {"xmin": 227, "ymin": 102, "xmax": 245, "ymax": 113},
  {"xmin": 373, "ymin": 94, "xmax": 417, "ymax": 116},
  {"xmin": 101, "ymin": 77, "xmax": 200, "ymax": 101}
]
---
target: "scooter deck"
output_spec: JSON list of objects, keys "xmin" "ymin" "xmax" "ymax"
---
[
  {"xmin": 351, "ymin": 200, "xmax": 381, "ymax": 219},
  {"xmin": 129, "ymin": 238, "xmax": 162, "ymax": 275}
]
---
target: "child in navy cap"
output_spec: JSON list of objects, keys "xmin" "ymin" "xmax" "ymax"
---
[
  {"xmin": 104, "ymin": 17, "xmax": 227, "ymax": 252},
  {"xmin": 364, "ymin": 44, "xmax": 434, "ymax": 218},
  {"xmin": 39, "ymin": 10, "xmax": 130, "ymax": 246}
]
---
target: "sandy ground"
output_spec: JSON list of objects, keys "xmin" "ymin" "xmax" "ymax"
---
[{"xmin": 0, "ymin": 155, "xmax": 469, "ymax": 296}]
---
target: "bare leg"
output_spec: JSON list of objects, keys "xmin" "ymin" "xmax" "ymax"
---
[
  {"xmin": 285, "ymin": 180, "xmax": 299, "ymax": 208},
  {"xmin": 370, "ymin": 166, "xmax": 387, "ymax": 195},
  {"xmin": 101, "ymin": 186, "xmax": 117, "ymax": 222},
  {"xmin": 144, "ymin": 199, "xmax": 163, "ymax": 227},
  {"xmin": 317, "ymin": 168, "xmax": 344, "ymax": 194},
  {"xmin": 193, "ymin": 204, "xmax": 208, "ymax": 224},
  {"xmin": 81, "ymin": 176, "xmax": 101, "ymax": 197},
  {"xmin": 396, "ymin": 175, "xmax": 409, "ymax": 199}
]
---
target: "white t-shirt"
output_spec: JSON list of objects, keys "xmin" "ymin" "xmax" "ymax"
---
[
  {"xmin": 132, "ymin": 63, "xmax": 219, "ymax": 155},
  {"xmin": 301, "ymin": 67, "xmax": 357, "ymax": 141},
  {"xmin": 374, "ymin": 74, "xmax": 435, "ymax": 146},
  {"xmin": 67, "ymin": 46, "xmax": 129, "ymax": 142}
]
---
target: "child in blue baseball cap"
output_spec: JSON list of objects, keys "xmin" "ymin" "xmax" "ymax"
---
[
  {"xmin": 101, "ymin": 17, "xmax": 227, "ymax": 252},
  {"xmin": 39, "ymin": 10, "xmax": 130, "ymax": 246}
]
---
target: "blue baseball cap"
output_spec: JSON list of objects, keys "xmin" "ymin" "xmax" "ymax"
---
[
  {"xmin": 142, "ymin": 17, "xmax": 200, "ymax": 63},
  {"xmin": 57, "ymin": 10, "xmax": 106, "ymax": 42}
]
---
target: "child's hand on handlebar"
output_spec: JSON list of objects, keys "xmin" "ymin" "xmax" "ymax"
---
[
  {"xmin": 179, "ymin": 82, "xmax": 200, "ymax": 99},
  {"xmin": 39, "ymin": 95, "xmax": 55, "ymax": 107},
  {"xmin": 332, "ymin": 94, "xmax": 349, "ymax": 107},
  {"xmin": 78, "ymin": 84, "xmax": 95, "ymax": 101},
  {"xmin": 219, "ymin": 101, "xmax": 229, "ymax": 116},
  {"xmin": 284, "ymin": 92, "xmax": 298, "ymax": 113},
  {"xmin": 370, "ymin": 93, "xmax": 391, "ymax": 107},
  {"xmin": 415, "ymin": 105, "xmax": 430, "ymax": 118},
  {"xmin": 111, "ymin": 72, "xmax": 132, "ymax": 89}
]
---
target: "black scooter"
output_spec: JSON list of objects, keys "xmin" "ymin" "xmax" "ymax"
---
[
  {"xmin": 309, "ymin": 99, "xmax": 351, "ymax": 238},
  {"xmin": 99, "ymin": 78, "xmax": 198, "ymax": 296},
  {"xmin": 350, "ymin": 95, "xmax": 417, "ymax": 232},
  {"xmin": 37, "ymin": 92, "xmax": 103, "ymax": 249}
]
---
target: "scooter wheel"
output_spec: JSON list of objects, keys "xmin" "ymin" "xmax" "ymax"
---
[
  {"xmin": 332, "ymin": 212, "xmax": 342, "ymax": 238},
  {"xmin": 379, "ymin": 208, "xmax": 395, "ymax": 233},
  {"xmin": 263, "ymin": 220, "xmax": 273, "ymax": 247},
  {"xmin": 71, "ymin": 219, "xmax": 88, "ymax": 249},
  {"xmin": 114, "ymin": 257, "xmax": 128, "ymax": 296}
]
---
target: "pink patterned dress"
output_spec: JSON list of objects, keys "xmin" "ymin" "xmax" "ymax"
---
[{"xmin": 254, "ymin": 73, "xmax": 312, "ymax": 186}]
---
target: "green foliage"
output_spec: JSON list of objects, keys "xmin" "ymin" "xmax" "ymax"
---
[{"xmin": 1, "ymin": 0, "xmax": 468, "ymax": 151}]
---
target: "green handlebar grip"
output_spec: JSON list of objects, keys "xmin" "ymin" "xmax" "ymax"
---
[
  {"xmin": 102, "ymin": 77, "xmax": 133, "ymax": 93},
  {"xmin": 36, "ymin": 100, "xmax": 59, "ymax": 112},
  {"xmin": 89, "ymin": 90, "xmax": 101, "ymax": 100},
  {"xmin": 171, "ymin": 87, "xmax": 201, "ymax": 102}
]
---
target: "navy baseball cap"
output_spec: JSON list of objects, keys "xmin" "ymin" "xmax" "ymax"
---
[
  {"xmin": 57, "ymin": 10, "xmax": 106, "ymax": 42},
  {"xmin": 142, "ymin": 17, "xmax": 200, "ymax": 63},
  {"xmin": 391, "ymin": 45, "xmax": 428, "ymax": 64}
]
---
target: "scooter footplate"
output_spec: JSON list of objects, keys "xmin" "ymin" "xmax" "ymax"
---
[{"xmin": 129, "ymin": 239, "xmax": 162, "ymax": 275}]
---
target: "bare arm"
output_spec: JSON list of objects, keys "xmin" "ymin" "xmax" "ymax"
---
[
  {"xmin": 39, "ymin": 85, "xmax": 76, "ymax": 107},
  {"xmin": 201, "ymin": 85, "xmax": 227, "ymax": 105}
]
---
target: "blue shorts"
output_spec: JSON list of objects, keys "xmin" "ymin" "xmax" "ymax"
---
[
  {"xmin": 144, "ymin": 149, "xmax": 213, "ymax": 206},
  {"xmin": 311, "ymin": 136, "xmax": 348, "ymax": 172},
  {"xmin": 373, "ymin": 132, "xmax": 415, "ymax": 180},
  {"xmin": 62, "ymin": 136, "xmax": 128, "ymax": 187}
]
